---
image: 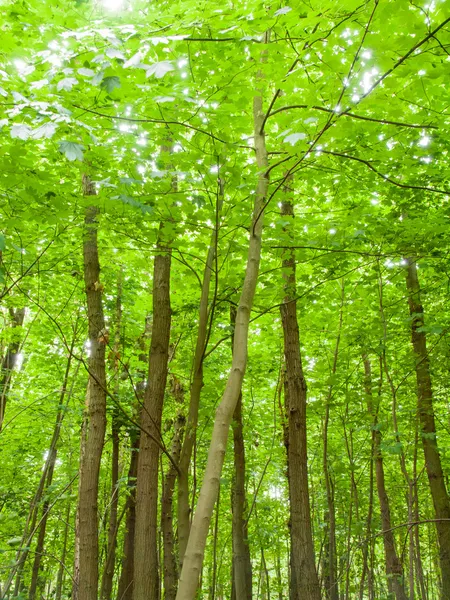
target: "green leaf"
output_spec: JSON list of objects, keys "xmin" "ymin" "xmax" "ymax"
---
[
  {"xmin": 59, "ymin": 141, "xmax": 84, "ymax": 162},
  {"xmin": 31, "ymin": 122, "xmax": 58, "ymax": 139},
  {"xmin": 145, "ymin": 61, "xmax": 175, "ymax": 79},
  {"xmin": 57, "ymin": 77, "xmax": 78, "ymax": 92},
  {"xmin": 100, "ymin": 76, "xmax": 121, "ymax": 93},
  {"xmin": 10, "ymin": 124, "xmax": 32, "ymax": 140},
  {"xmin": 284, "ymin": 132, "xmax": 306, "ymax": 145}
]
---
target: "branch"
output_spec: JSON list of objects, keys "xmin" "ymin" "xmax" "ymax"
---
[
  {"xmin": 322, "ymin": 149, "xmax": 449, "ymax": 194},
  {"xmin": 267, "ymin": 104, "xmax": 437, "ymax": 129},
  {"xmin": 72, "ymin": 104, "xmax": 248, "ymax": 148}
]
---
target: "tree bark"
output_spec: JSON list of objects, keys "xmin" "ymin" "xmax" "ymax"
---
[
  {"xmin": 175, "ymin": 33, "xmax": 270, "ymax": 600},
  {"xmin": 116, "ymin": 435, "xmax": 139, "ymax": 600},
  {"xmin": 177, "ymin": 183, "xmax": 222, "ymax": 566},
  {"xmin": 73, "ymin": 175, "xmax": 107, "ymax": 600},
  {"xmin": 363, "ymin": 355, "xmax": 408, "ymax": 600},
  {"xmin": 133, "ymin": 220, "xmax": 172, "ymax": 600},
  {"xmin": 55, "ymin": 500, "xmax": 71, "ymax": 600},
  {"xmin": 0, "ymin": 306, "xmax": 25, "ymax": 431},
  {"xmin": 322, "ymin": 285, "xmax": 343, "ymax": 600},
  {"xmin": 279, "ymin": 196, "xmax": 320, "ymax": 600},
  {"xmin": 100, "ymin": 274, "xmax": 122, "ymax": 600},
  {"xmin": 405, "ymin": 257, "xmax": 450, "ymax": 600},
  {"xmin": 116, "ymin": 323, "xmax": 150, "ymax": 600},
  {"xmin": 230, "ymin": 306, "xmax": 252, "ymax": 600},
  {"xmin": 161, "ymin": 410, "xmax": 185, "ymax": 600}
]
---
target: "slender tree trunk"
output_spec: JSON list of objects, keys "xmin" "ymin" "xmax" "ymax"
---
[
  {"xmin": 363, "ymin": 355, "xmax": 408, "ymax": 600},
  {"xmin": 177, "ymin": 183, "xmax": 222, "ymax": 566},
  {"xmin": 161, "ymin": 411, "xmax": 185, "ymax": 600},
  {"xmin": 230, "ymin": 306, "xmax": 252, "ymax": 600},
  {"xmin": 405, "ymin": 257, "xmax": 450, "ymax": 599},
  {"xmin": 322, "ymin": 285, "xmax": 344, "ymax": 600},
  {"xmin": 279, "ymin": 195, "xmax": 320, "ymax": 600},
  {"xmin": 133, "ymin": 219, "xmax": 172, "ymax": 600},
  {"xmin": 0, "ymin": 306, "xmax": 25, "ymax": 431},
  {"xmin": 116, "ymin": 435, "xmax": 139, "ymax": 600},
  {"xmin": 210, "ymin": 484, "xmax": 220, "ymax": 600},
  {"xmin": 100, "ymin": 275, "xmax": 123, "ymax": 600},
  {"xmin": 55, "ymin": 501, "xmax": 71, "ymax": 600},
  {"xmin": 175, "ymin": 33, "xmax": 270, "ymax": 600},
  {"xmin": 413, "ymin": 427, "xmax": 427, "ymax": 600},
  {"xmin": 2, "ymin": 335, "xmax": 78, "ymax": 600},
  {"xmin": 359, "ymin": 427, "xmax": 374, "ymax": 600},
  {"xmin": 116, "ymin": 323, "xmax": 150, "ymax": 600},
  {"xmin": 73, "ymin": 175, "xmax": 108, "ymax": 600}
]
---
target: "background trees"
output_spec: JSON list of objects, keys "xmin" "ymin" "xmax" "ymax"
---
[{"xmin": 1, "ymin": 0, "xmax": 450, "ymax": 599}]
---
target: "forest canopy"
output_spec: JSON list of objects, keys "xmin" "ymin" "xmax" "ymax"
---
[{"xmin": 1, "ymin": 1, "xmax": 450, "ymax": 599}]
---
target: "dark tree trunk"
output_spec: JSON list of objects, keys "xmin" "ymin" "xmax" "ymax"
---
[
  {"xmin": 230, "ymin": 306, "xmax": 252, "ymax": 600},
  {"xmin": 133, "ymin": 220, "xmax": 172, "ymax": 600},
  {"xmin": 116, "ymin": 435, "xmax": 139, "ymax": 600},
  {"xmin": 73, "ymin": 175, "xmax": 107, "ymax": 600},
  {"xmin": 363, "ymin": 355, "xmax": 408, "ymax": 600},
  {"xmin": 405, "ymin": 258, "xmax": 450, "ymax": 600},
  {"xmin": 116, "ymin": 322, "xmax": 150, "ymax": 600},
  {"xmin": 279, "ymin": 197, "xmax": 320, "ymax": 600},
  {"xmin": 161, "ymin": 409, "xmax": 185, "ymax": 600},
  {"xmin": 101, "ymin": 275, "xmax": 122, "ymax": 600}
]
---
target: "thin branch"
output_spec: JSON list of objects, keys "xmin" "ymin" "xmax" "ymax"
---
[
  {"xmin": 267, "ymin": 104, "xmax": 437, "ymax": 129},
  {"xmin": 322, "ymin": 150, "xmax": 449, "ymax": 194}
]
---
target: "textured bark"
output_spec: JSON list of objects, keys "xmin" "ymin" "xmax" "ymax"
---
[
  {"xmin": 133, "ymin": 221, "xmax": 172, "ymax": 600},
  {"xmin": 101, "ymin": 276, "xmax": 122, "ymax": 600},
  {"xmin": 116, "ymin": 324, "xmax": 150, "ymax": 600},
  {"xmin": 161, "ymin": 411, "xmax": 185, "ymax": 600},
  {"xmin": 231, "ymin": 393, "xmax": 252, "ymax": 600},
  {"xmin": 55, "ymin": 501, "xmax": 71, "ymax": 600},
  {"xmin": 406, "ymin": 258, "xmax": 450, "ymax": 599},
  {"xmin": 279, "ymin": 198, "xmax": 320, "ymax": 600},
  {"xmin": 230, "ymin": 306, "xmax": 252, "ymax": 600},
  {"xmin": 175, "ymin": 34, "xmax": 270, "ymax": 600},
  {"xmin": 116, "ymin": 435, "xmax": 139, "ymax": 600},
  {"xmin": 0, "ymin": 306, "xmax": 25, "ymax": 431},
  {"xmin": 359, "ymin": 430, "xmax": 374, "ymax": 600},
  {"xmin": 73, "ymin": 175, "xmax": 107, "ymax": 600},
  {"xmin": 177, "ymin": 187, "xmax": 222, "ymax": 566},
  {"xmin": 363, "ymin": 355, "xmax": 408, "ymax": 600},
  {"xmin": 322, "ymin": 289, "xmax": 343, "ymax": 600}
]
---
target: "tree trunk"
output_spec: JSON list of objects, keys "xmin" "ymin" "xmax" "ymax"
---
[
  {"xmin": 73, "ymin": 175, "xmax": 107, "ymax": 600},
  {"xmin": 359, "ymin": 426, "xmax": 374, "ymax": 600},
  {"xmin": 0, "ymin": 306, "xmax": 25, "ymax": 431},
  {"xmin": 116, "ymin": 323, "xmax": 150, "ymax": 600},
  {"xmin": 28, "ymin": 345, "xmax": 77, "ymax": 600},
  {"xmin": 175, "ymin": 33, "xmax": 270, "ymax": 600},
  {"xmin": 231, "ymin": 393, "xmax": 252, "ymax": 600},
  {"xmin": 133, "ymin": 220, "xmax": 172, "ymax": 600},
  {"xmin": 405, "ymin": 257, "xmax": 450, "ymax": 600},
  {"xmin": 177, "ymin": 184, "xmax": 222, "ymax": 566},
  {"xmin": 279, "ymin": 196, "xmax": 320, "ymax": 600},
  {"xmin": 230, "ymin": 306, "xmax": 252, "ymax": 600},
  {"xmin": 55, "ymin": 500, "xmax": 71, "ymax": 600},
  {"xmin": 116, "ymin": 435, "xmax": 139, "ymax": 600},
  {"xmin": 322, "ymin": 285, "xmax": 344, "ymax": 600},
  {"xmin": 161, "ymin": 411, "xmax": 185, "ymax": 600},
  {"xmin": 363, "ymin": 355, "xmax": 408, "ymax": 600},
  {"xmin": 101, "ymin": 275, "xmax": 122, "ymax": 600}
]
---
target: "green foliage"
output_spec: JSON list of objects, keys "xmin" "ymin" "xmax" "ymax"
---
[{"xmin": 1, "ymin": 0, "xmax": 449, "ymax": 598}]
